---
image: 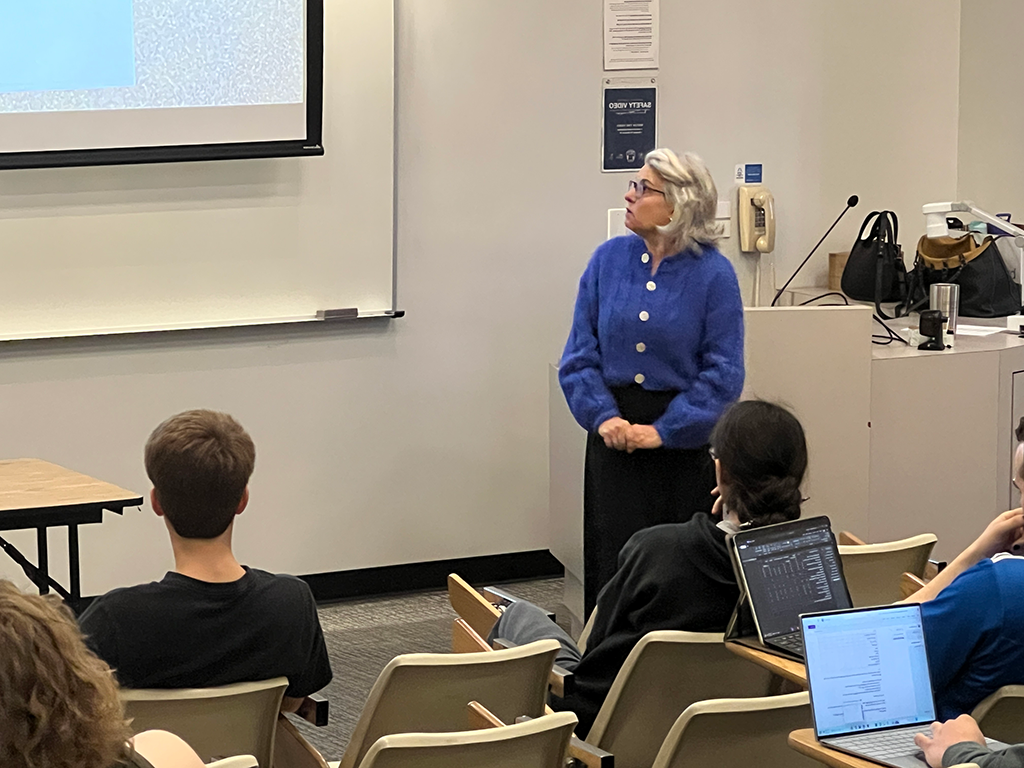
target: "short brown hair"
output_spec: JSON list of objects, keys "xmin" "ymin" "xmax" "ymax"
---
[
  {"xmin": 0, "ymin": 581, "xmax": 130, "ymax": 768},
  {"xmin": 145, "ymin": 409, "xmax": 256, "ymax": 539}
]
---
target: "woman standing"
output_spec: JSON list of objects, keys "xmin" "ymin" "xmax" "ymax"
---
[{"xmin": 559, "ymin": 148, "xmax": 744, "ymax": 614}]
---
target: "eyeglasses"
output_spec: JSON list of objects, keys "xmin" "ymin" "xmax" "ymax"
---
[
  {"xmin": 628, "ymin": 178, "xmax": 665, "ymax": 198},
  {"xmin": 708, "ymin": 447, "xmax": 718, "ymax": 460}
]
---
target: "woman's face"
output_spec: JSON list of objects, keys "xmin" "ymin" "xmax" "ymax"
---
[{"xmin": 624, "ymin": 164, "xmax": 673, "ymax": 238}]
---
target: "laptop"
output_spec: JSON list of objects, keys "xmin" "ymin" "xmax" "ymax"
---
[
  {"xmin": 728, "ymin": 516, "xmax": 852, "ymax": 659},
  {"xmin": 801, "ymin": 604, "xmax": 1007, "ymax": 768}
]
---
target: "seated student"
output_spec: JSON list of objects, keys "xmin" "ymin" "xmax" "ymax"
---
[
  {"xmin": 79, "ymin": 409, "xmax": 332, "ymax": 713},
  {"xmin": 0, "ymin": 579, "xmax": 206, "ymax": 768},
  {"xmin": 902, "ymin": 419, "xmax": 1024, "ymax": 720},
  {"xmin": 489, "ymin": 399, "xmax": 807, "ymax": 734},
  {"xmin": 916, "ymin": 714, "xmax": 1024, "ymax": 768}
]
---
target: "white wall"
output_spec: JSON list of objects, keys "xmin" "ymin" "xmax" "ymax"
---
[
  {"xmin": 0, "ymin": 0, "xmax": 963, "ymax": 595},
  {"xmin": 654, "ymin": 1, "xmax": 961, "ymax": 293},
  {"xmin": 958, "ymin": 0, "xmax": 1023, "ymax": 215}
]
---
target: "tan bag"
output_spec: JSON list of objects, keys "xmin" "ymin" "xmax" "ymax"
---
[{"xmin": 910, "ymin": 234, "xmax": 1021, "ymax": 317}]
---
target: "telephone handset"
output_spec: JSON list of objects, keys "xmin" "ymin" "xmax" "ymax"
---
[{"xmin": 739, "ymin": 185, "xmax": 776, "ymax": 254}]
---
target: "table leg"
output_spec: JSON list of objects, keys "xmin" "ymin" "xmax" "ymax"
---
[
  {"xmin": 68, "ymin": 525, "xmax": 80, "ymax": 602},
  {"xmin": 36, "ymin": 528, "xmax": 49, "ymax": 595}
]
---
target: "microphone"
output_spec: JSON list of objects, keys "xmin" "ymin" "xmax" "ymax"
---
[{"xmin": 771, "ymin": 195, "xmax": 860, "ymax": 306}]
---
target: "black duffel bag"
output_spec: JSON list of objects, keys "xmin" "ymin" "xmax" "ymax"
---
[{"xmin": 841, "ymin": 210, "xmax": 908, "ymax": 319}]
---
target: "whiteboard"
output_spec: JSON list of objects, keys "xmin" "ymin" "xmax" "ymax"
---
[{"xmin": 0, "ymin": 0, "xmax": 394, "ymax": 341}]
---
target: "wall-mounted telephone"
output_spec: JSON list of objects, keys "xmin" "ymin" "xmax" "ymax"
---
[{"xmin": 739, "ymin": 185, "xmax": 776, "ymax": 254}]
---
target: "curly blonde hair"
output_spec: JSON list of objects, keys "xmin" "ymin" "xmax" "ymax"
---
[{"xmin": 0, "ymin": 581, "xmax": 131, "ymax": 768}]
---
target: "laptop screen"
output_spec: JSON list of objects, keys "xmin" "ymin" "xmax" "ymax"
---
[
  {"xmin": 733, "ymin": 516, "xmax": 851, "ymax": 640},
  {"xmin": 802, "ymin": 604, "xmax": 936, "ymax": 737}
]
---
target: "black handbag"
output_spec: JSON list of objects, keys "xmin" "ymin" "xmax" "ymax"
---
[
  {"xmin": 841, "ymin": 211, "xmax": 908, "ymax": 319},
  {"xmin": 909, "ymin": 234, "xmax": 1022, "ymax": 318},
  {"xmin": 843, "ymin": 210, "xmax": 909, "ymax": 319}
]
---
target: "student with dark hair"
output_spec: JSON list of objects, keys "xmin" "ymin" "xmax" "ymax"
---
[
  {"xmin": 488, "ymin": 399, "xmax": 808, "ymax": 734},
  {"xmin": 79, "ymin": 410, "xmax": 331, "ymax": 713}
]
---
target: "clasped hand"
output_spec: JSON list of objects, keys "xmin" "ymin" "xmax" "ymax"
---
[{"xmin": 598, "ymin": 417, "xmax": 663, "ymax": 452}]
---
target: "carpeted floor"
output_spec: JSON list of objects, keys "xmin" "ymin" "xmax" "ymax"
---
[{"xmin": 289, "ymin": 577, "xmax": 566, "ymax": 760}]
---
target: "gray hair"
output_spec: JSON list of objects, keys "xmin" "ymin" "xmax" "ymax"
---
[{"xmin": 645, "ymin": 148, "xmax": 720, "ymax": 253}]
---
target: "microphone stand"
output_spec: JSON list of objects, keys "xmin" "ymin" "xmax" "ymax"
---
[{"xmin": 772, "ymin": 196, "xmax": 859, "ymax": 307}]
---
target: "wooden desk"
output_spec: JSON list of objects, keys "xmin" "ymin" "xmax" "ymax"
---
[
  {"xmin": 726, "ymin": 640, "xmax": 808, "ymax": 688},
  {"xmin": 789, "ymin": 728, "xmax": 885, "ymax": 768},
  {"xmin": 0, "ymin": 459, "xmax": 142, "ymax": 603}
]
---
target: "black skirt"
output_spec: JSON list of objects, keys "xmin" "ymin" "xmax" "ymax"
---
[{"xmin": 583, "ymin": 384, "xmax": 716, "ymax": 616}]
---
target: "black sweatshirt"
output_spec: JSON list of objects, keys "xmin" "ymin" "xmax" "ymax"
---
[{"xmin": 552, "ymin": 513, "xmax": 739, "ymax": 734}]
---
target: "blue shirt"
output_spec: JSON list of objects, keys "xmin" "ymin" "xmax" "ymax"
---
[
  {"xmin": 558, "ymin": 234, "xmax": 744, "ymax": 449},
  {"xmin": 922, "ymin": 555, "xmax": 1024, "ymax": 719}
]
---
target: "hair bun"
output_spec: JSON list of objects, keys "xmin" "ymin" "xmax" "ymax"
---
[{"xmin": 734, "ymin": 475, "xmax": 802, "ymax": 527}]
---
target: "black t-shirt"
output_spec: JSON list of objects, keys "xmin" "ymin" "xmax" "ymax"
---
[{"xmin": 79, "ymin": 567, "xmax": 332, "ymax": 698}]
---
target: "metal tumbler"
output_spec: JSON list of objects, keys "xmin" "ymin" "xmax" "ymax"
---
[{"xmin": 929, "ymin": 283, "xmax": 960, "ymax": 336}]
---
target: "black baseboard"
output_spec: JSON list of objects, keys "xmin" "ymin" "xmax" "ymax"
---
[
  {"xmin": 70, "ymin": 550, "xmax": 562, "ymax": 611},
  {"xmin": 300, "ymin": 549, "xmax": 564, "ymax": 603}
]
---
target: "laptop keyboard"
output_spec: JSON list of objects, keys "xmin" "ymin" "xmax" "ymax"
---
[
  {"xmin": 768, "ymin": 632, "xmax": 804, "ymax": 655},
  {"xmin": 828, "ymin": 727, "xmax": 931, "ymax": 758}
]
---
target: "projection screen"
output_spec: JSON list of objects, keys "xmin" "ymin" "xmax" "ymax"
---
[{"xmin": 0, "ymin": 0, "xmax": 324, "ymax": 169}]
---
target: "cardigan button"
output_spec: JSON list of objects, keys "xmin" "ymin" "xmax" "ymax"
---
[
  {"xmin": 646, "ymin": 281, "xmax": 656, "ymax": 291},
  {"xmin": 641, "ymin": 253, "xmax": 650, "ymax": 264},
  {"xmin": 639, "ymin": 311, "xmax": 649, "ymax": 321},
  {"xmin": 634, "ymin": 373, "xmax": 645, "ymax": 384},
  {"xmin": 636, "ymin": 343, "xmax": 646, "ymax": 352}
]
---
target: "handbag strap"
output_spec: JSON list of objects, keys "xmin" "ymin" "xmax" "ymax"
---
[
  {"xmin": 874, "ymin": 219, "xmax": 892, "ymax": 320},
  {"xmin": 856, "ymin": 211, "xmax": 883, "ymax": 243},
  {"xmin": 883, "ymin": 210, "xmax": 899, "ymax": 248},
  {"xmin": 874, "ymin": 211, "xmax": 905, "ymax": 320}
]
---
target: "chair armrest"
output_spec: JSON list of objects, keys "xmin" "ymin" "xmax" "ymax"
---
[
  {"xmin": 924, "ymin": 560, "xmax": 944, "ymax": 579},
  {"xmin": 546, "ymin": 664, "xmax": 575, "ymax": 698},
  {"xmin": 567, "ymin": 736, "xmax": 614, "ymax": 768},
  {"xmin": 482, "ymin": 585, "xmax": 517, "ymax": 608},
  {"xmin": 900, "ymin": 572, "xmax": 928, "ymax": 599},
  {"xmin": 453, "ymin": 618, "xmax": 492, "ymax": 653},
  {"xmin": 492, "ymin": 637, "xmax": 575, "ymax": 697},
  {"xmin": 516, "ymin": 716, "xmax": 613, "ymax": 768},
  {"xmin": 467, "ymin": 700, "xmax": 506, "ymax": 729},
  {"xmin": 482, "ymin": 586, "xmax": 557, "ymax": 623},
  {"xmin": 295, "ymin": 694, "xmax": 329, "ymax": 727},
  {"xmin": 448, "ymin": 574, "xmax": 502, "ymax": 638},
  {"xmin": 838, "ymin": 531, "xmax": 868, "ymax": 546},
  {"xmin": 276, "ymin": 716, "xmax": 330, "ymax": 768}
]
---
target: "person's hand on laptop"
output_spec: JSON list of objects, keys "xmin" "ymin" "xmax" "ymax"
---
[{"xmin": 914, "ymin": 714, "xmax": 986, "ymax": 768}]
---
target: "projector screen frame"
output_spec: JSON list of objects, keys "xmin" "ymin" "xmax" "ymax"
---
[{"xmin": 0, "ymin": 0, "xmax": 325, "ymax": 171}]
